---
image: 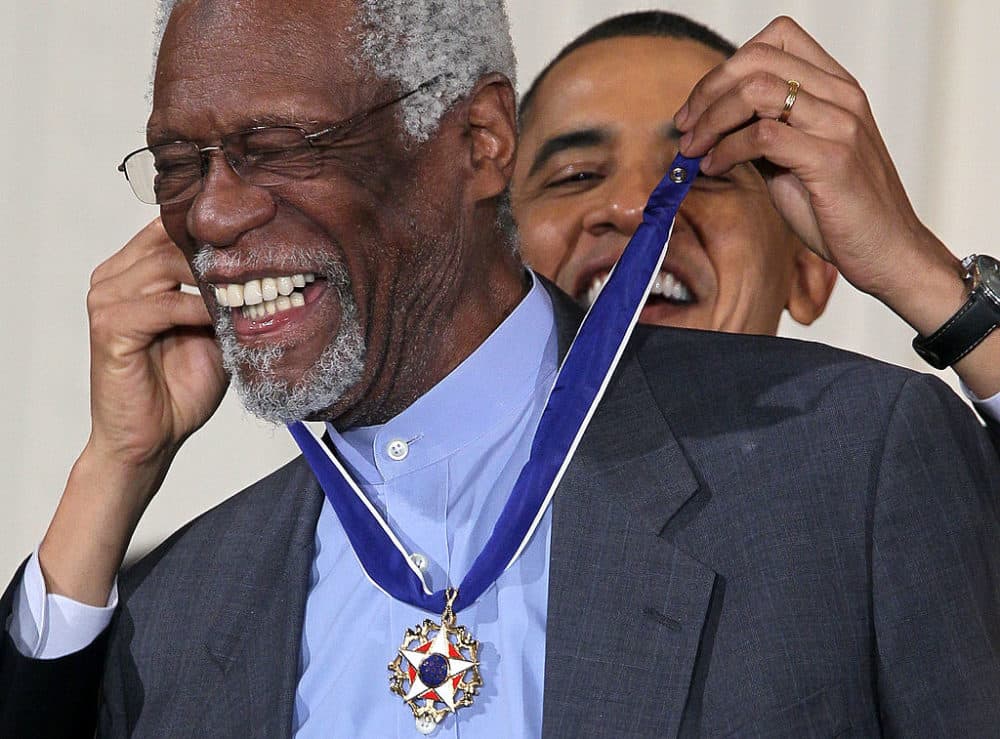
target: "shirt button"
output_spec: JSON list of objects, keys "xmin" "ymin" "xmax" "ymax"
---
[
  {"xmin": 386, "ymin": 439, "xmax": 409, "ymax": 461},
  {"xmin": 410, "ymin": 553, "xmax": 429, "ymax": 572},
  {"xmin": 415, "ymin": 715, "xmax": 437, "ymax": 734}
]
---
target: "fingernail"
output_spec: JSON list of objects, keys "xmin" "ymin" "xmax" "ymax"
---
[
  {"xmin": 679, "ymin": 131, "xmax": 693, "ymax": 154},
  {"xmin": 701, "ymin": 151, "xmax": 714, "ymax": 172},
  {"xmin": 675, "ymin": 103, "xmax": 689, "ymax": 129}
]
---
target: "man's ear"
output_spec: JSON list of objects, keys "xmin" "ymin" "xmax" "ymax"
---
[
  {"xmin": 465, "ymin": 73, "xmax": 517, "ymax": 202},
  {"xmin": 786, "ymin": 245, "xmax": 838, "ymax": 325}
]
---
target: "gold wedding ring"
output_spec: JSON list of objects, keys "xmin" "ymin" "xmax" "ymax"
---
[{"xmin": 778, "ymin": 79, "xmax": 800, "ymax": 124}]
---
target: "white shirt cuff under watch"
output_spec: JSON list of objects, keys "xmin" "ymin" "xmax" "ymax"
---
[
  {"xmin": 7, "ymin": 550, "xmax": 117, "ymax": 659},
  {"xmin": 964, "ymin": 382, "xmax": 1000, "ymax": 426}
]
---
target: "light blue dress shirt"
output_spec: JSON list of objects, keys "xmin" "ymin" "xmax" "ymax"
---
[{"xmin": 294, "ymin": 275, "xmax": 559, "ymax": 737}]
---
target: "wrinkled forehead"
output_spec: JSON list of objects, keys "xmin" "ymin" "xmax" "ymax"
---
[
  {"xmin": 154, "ymin": 0, "xmax": 364, "ymax": 95},
  {"xmin": 151, "ymin": 0, "xmax": 377, "ymax": 133},
  {"xmin": 160, "ymin": 0, "xmax": 359, "ymax": 46}
]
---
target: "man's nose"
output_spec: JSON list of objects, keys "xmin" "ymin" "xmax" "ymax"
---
[
  {"xmin": 580, "ymin": 167, "xmax": 656, "ymax": 238},
  {"xmin": 186, "ymin": 152, "xmax": 277, "ymax": 247}
]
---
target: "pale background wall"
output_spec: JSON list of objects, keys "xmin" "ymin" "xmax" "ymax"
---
[{"xmin": 1, "ymin": 1, "xmax": 997, "ymax": 580}]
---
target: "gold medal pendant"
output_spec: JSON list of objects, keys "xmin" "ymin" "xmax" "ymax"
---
[{"xmin": 388, "ymin": 588, "xmax": 483, "ymax": 735}]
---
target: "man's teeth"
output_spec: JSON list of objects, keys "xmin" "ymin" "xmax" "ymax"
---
[
  {"xmin": 585, "ymin": 273, "xmax": 610, "ymax": 308},
  {"xmin": 240, "ymin": 292, "xmax": 305, "ymax": 320},
  {"xmin": 213, "ymin": 272, "xmax": 315, "ymax": 317},
  {"xmin": 650, "ymin": 272, "xmax": 693, "ymax": 303},
  {"xmin": 583, "ymin": 270, "xmax": 693, "ymax": 308}
]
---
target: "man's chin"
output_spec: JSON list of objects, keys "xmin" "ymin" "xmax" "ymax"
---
[
  {"xmin": 224, "ymin": 334, "xmax": 365, "ymax": 425},
  {"xmin": 228, "ymin": 369, "xmax": 331, "ymax": 424},
  {"xmin": 233, "ymin": 355, "xmax": 313, "ymax": 389}
]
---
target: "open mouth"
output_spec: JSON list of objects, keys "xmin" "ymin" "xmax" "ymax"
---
[
  {"xmin": 213, "ymin": 272, "xmax": 318, "ymax": 320},
  {"xmin": 580, "ymin": 269, "xmax": 695, "ymax": 309}
]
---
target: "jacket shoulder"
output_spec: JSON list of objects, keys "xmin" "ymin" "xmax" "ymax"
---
[{"xmin": 630, "ymin": 325, "xmax": 935, "ymax": 423}]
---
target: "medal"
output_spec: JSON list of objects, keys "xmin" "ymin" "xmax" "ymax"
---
[
  {"xmin": 388, "ymin": 588, "xmax": 483, "ymax": 733},
  {"xmin": 290, "ymin": 154, "xmax": 700, "ymax": 733}
]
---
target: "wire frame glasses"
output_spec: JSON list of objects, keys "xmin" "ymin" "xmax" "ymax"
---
[{"xmin": 118, "ymin": 79, "xmax": 436, "ymax": 205}]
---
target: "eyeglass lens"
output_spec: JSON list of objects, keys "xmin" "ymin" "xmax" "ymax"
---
[{"xmin": 123, "ymin": 127, "xmax": 321, "ymax": 205}]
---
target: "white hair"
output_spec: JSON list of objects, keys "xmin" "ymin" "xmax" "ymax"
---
[
  {"xmin": 356, "ymin": 1, "xmax": 516, "ymax": 140},
  {"xmin": 152, "ymin": 0, "xmax": 516, "ymax": 141}
]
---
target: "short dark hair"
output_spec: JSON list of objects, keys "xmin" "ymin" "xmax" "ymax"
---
[{"xmin": 519, "ymin": 11, "xmax": 737, "ymax": 126}]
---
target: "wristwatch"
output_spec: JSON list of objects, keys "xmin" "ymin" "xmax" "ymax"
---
[{"xmin": 913, "ymin": 254, "xmax": 1000, "ymax": 369}]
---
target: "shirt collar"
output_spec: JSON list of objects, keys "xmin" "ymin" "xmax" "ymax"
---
[{"xmin": 326, "ymin": 271, "xmax": 558, "ymax": 482}]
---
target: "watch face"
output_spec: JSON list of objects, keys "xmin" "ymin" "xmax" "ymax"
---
[{"xmin": 977, "ymin": 255, "xmax": 1000, "ymax": 300}]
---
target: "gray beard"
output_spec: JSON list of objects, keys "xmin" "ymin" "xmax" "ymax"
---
[{"xmin": 195, "ymin": 248, "xmax": 366, "ymax": 423}]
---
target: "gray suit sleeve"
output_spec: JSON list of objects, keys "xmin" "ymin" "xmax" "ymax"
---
[
  {"xmin": 986, "ymin": 418, "xmax": 1000, "ymax": 457},
  {"xmin": 872, "ymin": 374, "xmax": 1000, "ymax": 734}
]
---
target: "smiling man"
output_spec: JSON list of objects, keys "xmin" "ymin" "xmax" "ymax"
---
[
  {"xmin": 1, "ymin": 3, "xmax": 999, "ymax": 738},
  {"xmin": 513, "ymin": 19, "xmax": 835, "ymax": 335},
  {"xmin": 513, "ymin": 12, "xmax": 1000, "ymax": 423}
]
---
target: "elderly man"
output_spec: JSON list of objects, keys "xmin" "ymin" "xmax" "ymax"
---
[
  {"xmin": 2, "ymin": 2, "xmax": 999, "ymax": 738},
  {"xmin": 512, "ymin": 12, "xmax": 1000, "ymax": 432}
]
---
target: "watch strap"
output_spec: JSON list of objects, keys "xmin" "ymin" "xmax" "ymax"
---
[{"xmin": 913, "ymin": 288, "xmax": 1000, "ymax": 369}]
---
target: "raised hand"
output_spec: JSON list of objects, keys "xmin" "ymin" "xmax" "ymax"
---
[
  {"xmin": 85, "ymin": 218, "xmax": 225, "ymax": 469},
  {"xmin": 673, "ymin": 16, "xmax": 965, "ymax": 322},
  {"xmin": 674, "ymin": 17, "xmax": 1000, "ymax": 401},
  {"xmin": 38, "ymin": 219, "xmax": 227, "ymax": 605}
]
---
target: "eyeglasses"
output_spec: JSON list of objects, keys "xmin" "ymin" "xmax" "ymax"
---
[{"xmin": 118, "ymin": 79, "xmax": 437, "ymax": 205}]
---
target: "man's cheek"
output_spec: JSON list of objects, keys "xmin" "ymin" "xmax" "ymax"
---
[{"xmin": 521, "ymin": 217, "xmax": 570, "ymax": 273}]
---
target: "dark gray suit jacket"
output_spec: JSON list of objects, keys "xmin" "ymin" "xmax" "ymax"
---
[{"xmin": 3, "ymin": 287, "xmax": 1000, "ymax": 737}]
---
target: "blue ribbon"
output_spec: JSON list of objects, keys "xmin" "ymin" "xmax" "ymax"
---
[{"xmin": 289, "ymin": 154, "xmax": 701, "ymax": 614}]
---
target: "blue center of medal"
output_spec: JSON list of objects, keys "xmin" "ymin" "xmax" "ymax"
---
[{"xmin": 419, "ymin": 654, "xmax": 449, "ymax": 688}]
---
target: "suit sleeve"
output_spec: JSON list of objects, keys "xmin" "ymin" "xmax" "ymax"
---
[
  {"xmin": 987, "ymin": 420, "xmax": 1000, "ymax": 457},
  {"xmin": 872, "ymin": 374, "xmax": 1000, "ymax": 734},
  {"xmin": 985, "ymin": 415, "xmax": 1000, "ymax": 457},
  {"xmin": 0, "ymin": 561, "xmax": 110, "ymax": 738}
]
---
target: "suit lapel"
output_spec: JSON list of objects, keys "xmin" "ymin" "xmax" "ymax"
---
[
  {"xmin": 194, "ymin": 460, "xmax": 323, "ymax": 737},
  {"xmin": 541, "ymin": 283, "xmax": 717, "ymax": 738}
]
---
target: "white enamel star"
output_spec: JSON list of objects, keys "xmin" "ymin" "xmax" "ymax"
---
[{"xmin": 400, "ymin": 625, "xmax": 477, "ymax": 709}]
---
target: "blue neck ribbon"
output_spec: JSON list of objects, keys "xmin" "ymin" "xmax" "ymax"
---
[{"xmin": 289, "ymin": 154, "xmax": 701, "ymax": 615}]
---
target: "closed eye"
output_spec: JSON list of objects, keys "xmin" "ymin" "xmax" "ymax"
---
[
  {"xmin": 547, "ymin": 170, "xmax": 603, "ymax": 188},
  {"xmin": 244, "ymin": 146, "xmax": 314, "ymax": 166}
]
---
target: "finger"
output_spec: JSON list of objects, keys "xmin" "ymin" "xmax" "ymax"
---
[
  {"xmin": 88, "ymin": 248, "xmax": 202, "ymax": 311},
  {"xmin": 745, "ymin": 16, "xmax": 853, "ymax": 81},
  {"xmin": 681, "ymin": 75, "xmax": 862, "ymax": 158},
  {"xmin": 677, "ymin": 43, "xmax": 862, "ymax": 133},
  {"xmin": 700, "ymin": 118, "xmax": 836, "ymax": 178},
  {"xmin": 90, "ymin": 218, "xmax": 179, "ymax": 287},
  {"xmin": 90, "ymin": 291, "xmax": 214, "ymax": 352}
]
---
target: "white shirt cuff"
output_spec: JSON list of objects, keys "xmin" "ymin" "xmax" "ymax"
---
[
  {"xmin": 961, "ymin": 381, "xmax": 1000, "ymax": 425},
  {"xmin": 8, "ymin": 550, "xmax": 117, "ymax": 659}
]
